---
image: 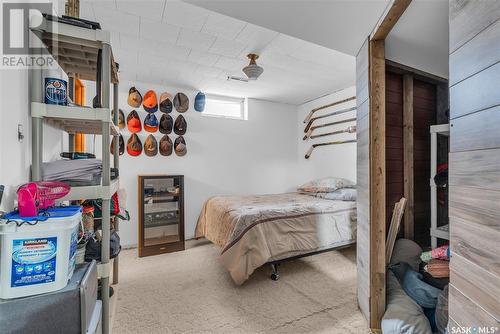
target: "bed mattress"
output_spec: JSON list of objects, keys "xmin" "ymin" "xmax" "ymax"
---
[{"xmin": 195, "ymin": 193, "xmax": 357, "ymax": 284}]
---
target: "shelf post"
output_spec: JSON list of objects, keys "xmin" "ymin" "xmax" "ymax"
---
[
  {"xmin": 112, "ymin": 82, "xmax": 120, "ymax": 285},
  {"xmin": 430, "ymin": 129, "xmax": 438, "ymax": 248},
  {"xmin": 30, "ymin": 35, "xmax": 44, "ymax": 181},
  {"xmin": 101, "ymin": 42, "xmax": 112, "ymax": 334}
]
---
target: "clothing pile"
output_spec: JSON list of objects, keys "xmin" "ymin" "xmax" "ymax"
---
[{"xmin": 388, "ymin": 243, "xmax": 451, "ymax": 334}]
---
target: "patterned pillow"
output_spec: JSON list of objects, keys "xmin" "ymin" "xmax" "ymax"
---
[
  {"xmin": 298, "ymin": 177, "xmax": 355, "ymax": 193},
  {"xmin": 303, "ymin": 188, "xmax": 357, "ymax": 201}
]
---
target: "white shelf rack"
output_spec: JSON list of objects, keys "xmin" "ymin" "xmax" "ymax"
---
[
  {"xmin": 30, "ymin": 16, "xmax": 119, "ymax": 334},
  {"xmin": 30, "ymin": 16, "xmax": 119, "ymax": 83},
  {"xmin": 58, "ymin": 178, "xmax": 120, "ymax": 202},
  {"xmin": 31, "ymin": 102, "xmax": 119, "ymax": 135},
  {"xmin": 430, "ymin": 124, "xmax": 449, "ymax": 248}
]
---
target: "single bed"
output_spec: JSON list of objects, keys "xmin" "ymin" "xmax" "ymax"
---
[{"xmin": 195, "ymin": 192, "xmax": 357, "ymax": 285}]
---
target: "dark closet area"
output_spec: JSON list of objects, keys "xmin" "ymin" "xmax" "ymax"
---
[{"xmin": 385, "ymin": 65, "xmax": 448, "ymax": 247}]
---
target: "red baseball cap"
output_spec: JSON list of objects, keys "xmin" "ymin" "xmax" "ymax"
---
[{"xmin": 127, "ymin": 110, "xmax": 142, "ymax": 133}]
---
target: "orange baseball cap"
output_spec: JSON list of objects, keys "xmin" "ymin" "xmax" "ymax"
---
[
  {"xmin": 143, "ymin": 90, "xmax": 158, "ymax": 113},
  {"xmin": 127, "ymin": 133, "xmax": 142, "ymax": 156}
]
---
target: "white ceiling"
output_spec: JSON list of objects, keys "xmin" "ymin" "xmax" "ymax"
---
[
  {"xmin": 79, "ymin": 0, "xmax": 358, "ymax": 105},
  {"xmin": 184, "ymin": 0, "xmax": 390, "ymax": 56},
  {"xmin": 386, "ymin": 0, "xmax": 449, "ymax": 79}
]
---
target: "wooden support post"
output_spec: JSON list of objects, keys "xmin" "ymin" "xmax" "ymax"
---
[
  {"xmin": 368, "ymin": 38, "xmax": 386, "ymax": 328},
  {"xmin": 403, "ymin": 74, "xmax": 414, "ymax": 240}
]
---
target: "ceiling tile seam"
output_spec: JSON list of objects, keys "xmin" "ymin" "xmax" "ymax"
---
[
  {"xmin": 259, "ymin": 32, "xmax": 281, "ymax": 56},
  {"xmin": 138, "ymin": 17, "xmax": 142, "ymax": 38},
  {"xmin": 199, "ymin": 11, "xmax": 211, "ymax": 33},
  {"xmin": 160, "ymin": 0, "xmax": 167, "ymax": 23},
  {"xmin": 232, "ymin": 22, "xmax": 249, "ymax": 42}
]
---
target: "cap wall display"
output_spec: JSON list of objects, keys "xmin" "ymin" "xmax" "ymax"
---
[
  {"xmin": 127, "ymin": 87, "xmax": 142, "ymax": 108},
  {"xmin": 173, "ymin": 92, "xmax": 189, "ymax": 113},
  {"xmin": 159, "ymin": 135, "xmax": 173, "ymax": 156},
  {"xmin": 174, "ymin": 115, "xmax": 187, "ymax": 135},
  {"xmin": 143, "ymin": 90, "xmax": 158, "ymax": 113},
  {"xmin": 110, "ymin": 134, "xmax": 124, "ymax": 155},
  {"xmin": 194, "ymin": 91, "xmax": 206, "ymax": 112},
  {"xmin": 127, "ymin": 133, "xmax": 143, "ymax": 156},
  {"xmin": 144, "ymin": 134, "xmax": 158, "ymax": 157},
  {"xmin": 144, "ymin": 113, "xmax": 159, "ymax": 133},
  {"xmin": 174, "ymin": 136, "xmax": 187, "ymax": 156},
  {"xmin": 127, "ymin": 110, "xmax": 142, "ymax": 133},
  {"xmin": 159, "ymin": 114, "xmax": 173, "ymax": 134},
  {"xmin": 159, "ymin": 92, "xmax": 173, "ymax": 113}
]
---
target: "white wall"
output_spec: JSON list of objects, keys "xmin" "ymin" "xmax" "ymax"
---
[
  {"xmin": 296, "ymin": 86, "xmax": 357, "ymax": 185},
  {"xmin": 108, "ymin": 80, "xmax": 298, "ymax": 246},
  {"xmin": 385, "ymin": 0, "xmax": 449, "ymax": 79}
]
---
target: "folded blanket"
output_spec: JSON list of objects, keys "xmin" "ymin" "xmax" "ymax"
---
[{"xmin": 424, "ymin": 259, "xmax": 449, "ymax": 278}]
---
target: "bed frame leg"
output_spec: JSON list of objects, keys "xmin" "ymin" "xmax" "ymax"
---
[{"xmin": 270, "ymin": 263, "xmax": 280, "ymax": 281}]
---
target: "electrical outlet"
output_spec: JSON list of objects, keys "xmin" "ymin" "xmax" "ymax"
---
[{"xmin": 17, "ymin": 124, "xmax": 24, "ymax": 142}]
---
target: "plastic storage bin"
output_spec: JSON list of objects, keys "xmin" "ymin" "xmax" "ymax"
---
[{"xmin": 0, "ymin": 206, "xmax": 81, "ymax": 299}]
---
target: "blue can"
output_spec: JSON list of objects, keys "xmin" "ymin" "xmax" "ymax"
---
[{"xmin": 45, "ymin": 78, "xmax": 68, "ymax": 105}]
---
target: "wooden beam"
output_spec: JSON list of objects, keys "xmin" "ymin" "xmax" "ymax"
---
[
  {"xmin": 403, "ymin": 74, "xmax": 414, "ymax": 240},
  {"xmin": 368, "ymin": 38, "xmax": 386, "ymax": 329},
  {"xmin": 371, "ymin": 0, "xmax": 413, "ymax": 40}
]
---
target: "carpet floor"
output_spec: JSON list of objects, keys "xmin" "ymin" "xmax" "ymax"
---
[{"xmin": 113, "ymin": 242, "xmax": 369, "ymax": 334}]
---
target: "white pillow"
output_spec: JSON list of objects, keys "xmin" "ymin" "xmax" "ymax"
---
[
  {"xmin": 303, "ymin": 188, "xmax": 357, "ymax": 201},
  {"xmin": 298, "ymin": 177, "xmax": 355, "ymax": 193}
]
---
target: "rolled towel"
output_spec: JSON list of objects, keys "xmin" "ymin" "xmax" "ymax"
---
[{"xmin": 421, "ymin": 245, "xmax": 450, "ymax": 262}]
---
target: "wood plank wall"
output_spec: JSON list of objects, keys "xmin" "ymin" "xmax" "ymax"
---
[
  {"xmin": 356, "ymin": 38, "xmax": 371, "ymax": 324},
  {"xmin": 385, "ymin": 72, "xmax": 404, "ymax": 232},
  {"xmin": 385, "ymin": 71, "xmax": 438, "ymax": 247},
  {"xmin": 448, "ymin": 0, "xmax": 500, "ymax": 328},
  {"xmin": 412, "ymin": 79, "xmax": 436, "ymax": 247}
]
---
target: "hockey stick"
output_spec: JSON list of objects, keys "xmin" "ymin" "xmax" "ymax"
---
[
  {"xmin": 303, "ymin": 117, "xmax": 357, "ymax": 140},
  {"xmin": 304, "ymin": 139, "xmax": 357, "ymax": 159},
  {"xmin": 303, "ymin": 96, "xmax": 356, "ymax": 124},
  {"xmin": 304, "ymin": 106, "xmax": 357, "ymax": 133},
  {"xmin": 308, "ymin": 125, "xmax": 356, "ymax": 140}
]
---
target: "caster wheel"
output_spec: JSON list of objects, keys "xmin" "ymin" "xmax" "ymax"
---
[{"xmin": 271, "ymin": 273, "xmax": 280, "ymax": 281}]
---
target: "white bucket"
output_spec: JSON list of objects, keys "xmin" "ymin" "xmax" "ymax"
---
[{"xmin": 0, "ymin": 206, "xmax": 81, "ymax": 299}]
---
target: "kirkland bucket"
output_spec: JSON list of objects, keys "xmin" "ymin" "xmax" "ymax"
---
[{"xmin": 0, "ymin": 206, "xmax": 81, "ymax": 299}]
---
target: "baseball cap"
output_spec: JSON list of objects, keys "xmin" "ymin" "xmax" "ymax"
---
[
  {"xmin": 174, "ymin": 136, "xmax": 187, "ymax": 156},
  {"xmin": 174, "ymin": 115, "xmax": 187, "ymax": 135},
  {"xmin": 112, "ymin": 109, "xmax": 125, "ymax": 129},
  {"xmin": 144, "ymin": 134, "xmax": 158, "ymax": 157},
  {"xmin": 159, "ymin": 114, "xmax": 173, "ymax": 134},
  {"xmin": 159, "ymin": 92, "xmax": 173, "ymax": 113},
  {"xmin": 143, "ymin": 90, "xmax": 158, "ymax": 113},
  {"xmin": 173, "ymin": 92, "xmax": 189, "ymax": 113},
  {"xmin": 194, "ymin": 92, "xmax": 206, "ymax": 112},
  {"xmin": 127, "ymin": 87, "xmax": 142, "ymax": 108},
  {"xmin": 159, "ymin": 135, "xmax": 173, "ymax": 156},
  {"xmin": 127, "ymin": 133, "xmax": 142, "ymax": 156},
  {"xmin": 144, "ymin": 113, "xmax": 159, "ymax": 133},
  {"xmin": 127, "ymin": 110, "xmax": 142, "ymax": 133},
  {"xmin": 110, "ymin": 134, "xmax": 124, "ymax": 155}
]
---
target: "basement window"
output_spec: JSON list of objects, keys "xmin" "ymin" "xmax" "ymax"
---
[{"xmin": 203, "ymin": 95, "xmax": 247, "ymax": 120}]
